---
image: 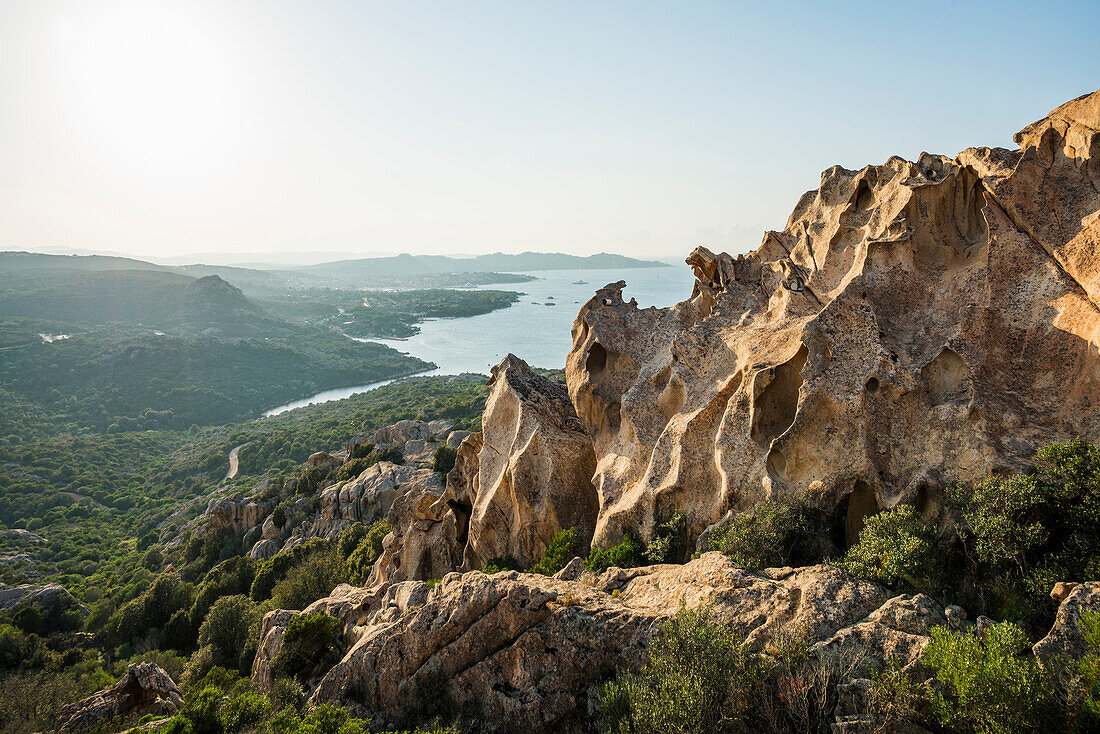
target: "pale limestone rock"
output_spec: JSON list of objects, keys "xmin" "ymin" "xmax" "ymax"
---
[{"xmin": 566, "ymin": 89, "xmax": 1100, "ymax": 550}]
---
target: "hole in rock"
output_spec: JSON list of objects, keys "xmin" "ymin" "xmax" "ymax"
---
[
  {"xmin": 766, "ymin": 447, "xmax": 787, "ymax": 479},
  {"xmin": 865, "ymin": 377, "xmax": 879, "ymax": 393},
  {"xmin": 751, "ymin": 345, "xmax": 808, "ymax": 446},
  {"xmin": 922, "ymin": 348, "xmax": 973, "ymax": 406},
  {"xmin": 586, "ymin": 343, "xmax": 608, "ymax": 378},
  {"xmin": 844, "ymin": 480, "xmax": 877, "ymax": 548}
]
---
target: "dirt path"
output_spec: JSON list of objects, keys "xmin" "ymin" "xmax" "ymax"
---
[{"xmin": 224, "ymin": 444, "xmax": 247, "ymax": 481}]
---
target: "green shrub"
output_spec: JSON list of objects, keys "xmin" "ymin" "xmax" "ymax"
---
[
  {"xmin": 349, "ymin": 442, "xmax": 374, "ymax": 460},
  {"xmin": 949, "ymin": 439, "xmax": 1100, "ymax": 629},
  {"xmin": 219, "ymin": 690, "xmax": 271, "ymax": 733},
  {"xmin": 585, "ymin": 532, "xmax": 646, "ymax": 573},
  {"xmin": 182, "ymin": 685, "xmax": 224, "ymax": 734},
  {"xmin": 837, "ymin": 505, "xmax": 939, "ymax": 592},
  {"xmin": 644, "ymin": 512, "xmax": 688, "ymax": 565},
  {"xmin": 196, "ymin": 595, "xmax": 260, "ymax": 673},
  {"xmin": 481, "ymin": 557, "xmax": 524, "ymax": 574},
  {"xmin": 179, "ymin": 647, "xmax": 218, "ymax": 693},
  {"xmin": 925, "ymin": 622, "xmax": 1059, "ymax": 733},
  {"xmin": 251, "ymin": 539, "xmax": 331, "ymax": 602},
  {"xmin": 597, "ymin": 604, "xmax": 770, "ymax": 733},
  {"xmin": 432, "ymin": 445, "xmax": 457, "ymax": 476},
  {"xmin": 530, "ymin": 527, "xmax": 586, "ymax": 576},
  {"xmin": 271, "ymin": 503, "xmax": 289, "ymax": 530},
  {"xmin": 346, "ymin": 519, "xmax": 392, "ymax": 582},
  {"xmin": 270, "ymin": 548, "xmax": 348, "ymax": 611},
  {"xmin": 336, "ymin": 522, "xmax": 367, "ymax": 559},
  {"xmin": 189, "ymin": 557, "xmax": 255, "ymax": 633},
  {"xmin": 329, "ymin": 458, "xmax": 371, "ymax": 485},
  {"xmin": 294, "ymin": 466, "xmax": 331, "ymax": 496},
  {"xmin": 706, "ymin": 501, "xmax": 829, "ymax": 570},
  {"xmin": 371, "ymin": 446, "xmax": 405, "ymax": 465},
  {"xmin": 273, "ymin": 612, "xmax": 342, "ymax": 682}
]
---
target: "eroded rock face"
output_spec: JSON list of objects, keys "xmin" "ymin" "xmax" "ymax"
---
[
  {"xmin": 56, "ymin": 663, "xmax": 183, "ymax": 733},
  {"xmin": 292, "ymin": 553, "xmax": 944, "ymax": 732},
  {"xmin": 566, "ymin": 89, "xmax": 1100, "ymax": 548},
  {"xmin": 453, "ymin": 355, "xmax": 598, "ymax": 569}
]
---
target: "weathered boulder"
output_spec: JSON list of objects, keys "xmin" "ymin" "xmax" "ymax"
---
[
  {"xmin": 56, "ymin": 663, "xmax": 183, "ymax": 733},
  {"xmin": 291, "ymin": 553, "xmax": 950, "ymax": 732},
  {"xmin": 1033, "ymin": 581, "xmax": 1100, "ymax": 665},
  {"xmin": 249, "ymin": 538, "xmax": 281, "ymax": 561},
  {"xmin": 451, "ymin": 355, "xmax": 598, "ymax": 569},
  {"xmin": 201, "ymin": 493, "xmax": 275, "ymax": 537},
  {"xmin": 308, "ymin": 451, "xmax": 342, "ymax": 473},
  {"xmin": 307, "ymin": 462, "xmax": 442, "ymax": 542},
  {"xmin": 566, "ymin": 89, "xmax": 1100, "ymax": 549},
  {"xmin": 0, "ymin": 582, "xmax": 87, "ymax": 626},
  {"xmin": 367, "ymin": 474, "xmax": 458, "ymax": 586}
]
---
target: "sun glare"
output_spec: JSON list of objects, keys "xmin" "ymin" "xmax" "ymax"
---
[{"xmin": 51, "ymin": 3, "xmax": 244, "ymax": 180}]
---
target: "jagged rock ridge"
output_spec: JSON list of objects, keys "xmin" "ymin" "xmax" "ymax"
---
[{"xmin": 567, "ymin": 89, "xmax": 1100, "ymax": 548}]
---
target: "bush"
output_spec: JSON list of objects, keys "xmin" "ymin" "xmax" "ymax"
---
[
  {"xmin": 251, "ymin": 539, "xmax": 331, "ymax": 602},
  {"xmin": 270, "ymin": 548, "xmax": 348, "ymax": 611},
  {"xmin": 925, "ymin": 622, "xmax": 1059, "ymax": 733},
  {"xmin": 346, "ymin": 519, "xmax": 392, "ymax": 582},
  {"xmin": 482, "ymin": 557, "xmax": 524, "ymax": 574},
  {"xmin": 837, "ymin": 505, "xmax": 939, "ymax": 592},
  {"xmin": 182, "ymin": 685, "xmax": 224, "ymax": 734},
  {"xmin": 349, "ymin": 442, "xmax": 374, "ymax": 460},
  {"xmin": 644, "ymin": 512, "xmax": 688, "ymax": 565},
  {"xmin": 585, "ymin": 531, "xmax": 646, "ymax": 573},
  {"xmin": 196, "ymin": 595, "xmax": 260, "ymax": 673},
  {"xmin": 432, "ymin": 445, "xmax": 457, "ymax": 476},
  {"xmin": 329, "ymin": 457, "xmax": 371, "ymax": 485},
  {"xmin": 337, "ymin": 522, "xmax": 367, "ymax": 559},
  {"xmin": 530, "ymin": 527, "xmax": 586, "ymax": 576},
  {"xmin": 706, "ymin": 501, "xmax": 829, "ymax": 570},
  {"xmin": 273, "ymin": 611, "xmax": 342, "ymax": 682},
  {"xmin": 597, "ymin": 604, "xmax": 771, "ymax": 733},
  {"xmin": 371, "ymin": 446, "xmax": 405, "ymax": 465},
  {"xmin": 219, "ymin": 690, "xmax": 271, "ymax": 733},
  {"xmin": 949, "ymin": 438, "xmax": 1100, "ymax": 630}
]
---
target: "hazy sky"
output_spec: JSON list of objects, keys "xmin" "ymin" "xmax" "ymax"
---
[{"xmin": 1, "ymin": 1, "xmax": 1097, "ymax": 262}]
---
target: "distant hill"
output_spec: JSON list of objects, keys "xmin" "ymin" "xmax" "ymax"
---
[
  {"xmin": 299, "ymin": 251, "xmax": 664, "ymax": 277},
  {"xmin": 0, "ymin": 268, "xmax": 279, "ymax": 336},
  {"xmin": 0, "ymin": 251, "xmax": 167, "ymax": 272}
]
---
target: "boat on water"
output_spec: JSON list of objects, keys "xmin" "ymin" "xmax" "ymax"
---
[{"xmin": 572, "ymin": 279, "xmax": 587, "ymax": 285}]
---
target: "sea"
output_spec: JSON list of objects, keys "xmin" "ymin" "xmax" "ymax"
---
[{"xmin": 265, "ymin": 265, "xmax": 696, "ymax": 416}]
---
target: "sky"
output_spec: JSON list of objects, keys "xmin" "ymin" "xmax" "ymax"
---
[{"xmin": 0, "ymin": 1, "xmax": 1097, "ymax": 264}]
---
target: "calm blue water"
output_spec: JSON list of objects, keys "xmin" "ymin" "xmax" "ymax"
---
[{"xmin": 265, "ymin": 265, "xmax": 695, "ymax": 415}]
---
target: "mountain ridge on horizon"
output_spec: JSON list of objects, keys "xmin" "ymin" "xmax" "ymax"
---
[{"xmin": 0, "ymin": 249, "xmax": 668, "ymax": 275}]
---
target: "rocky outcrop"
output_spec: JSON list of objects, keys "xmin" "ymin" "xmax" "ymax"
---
[
  {"xmin": 566, "ymin": 89, "xmax": 1100, "ymax": 549},
  {"xmin": 448, "ymin": 355, "xmax": 598, "ymax": 569},
  {"xmin": 202, "ymin": 494, "xmax": 276, "ymax": 537},
  {"xmin": 1034, "ymin": 581, "xmax": 1100, "ymax": 665},
  {"xmin": 266, "ymin": 553, "xmax": 948, "ymax": 732},
  {"xmin": 0, "ymin": 582, "xmax": 87, "ymax": 627},
  {"xmin": 56, "ymin": 663, "xmax": 183, "ymax": 733}
]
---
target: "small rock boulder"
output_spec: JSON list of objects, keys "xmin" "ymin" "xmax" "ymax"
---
[{"xmin": 56, "ymin": 663, "xmax": 183, "ymax": 733}]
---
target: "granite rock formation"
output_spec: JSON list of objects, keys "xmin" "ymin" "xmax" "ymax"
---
[
  {"xmin": 56, "ymin": 663, "xmax": 183, "ymax": 733},
  {"xmin": 252, "ymin": 553, "xmax": 936, "ymax": 731},
  {"xmin": 566, "ymin": 89, "xmax": 1100, "ymax": 549}
]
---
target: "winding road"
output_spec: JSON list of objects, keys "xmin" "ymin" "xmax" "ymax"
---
[{"xmin": 224, "ymin": 444, "xmax": 247, "ymax": 481}]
